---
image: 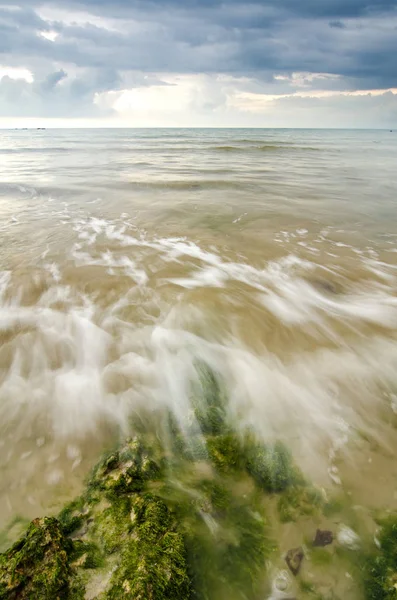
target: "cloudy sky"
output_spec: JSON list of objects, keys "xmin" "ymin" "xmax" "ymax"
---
[{"xmin": 0, "ymin": 0, "xmax": 396, "ymax": 127}]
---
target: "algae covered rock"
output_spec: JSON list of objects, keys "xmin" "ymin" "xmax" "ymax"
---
[
  {"xmin": 106, "ymin": 494, "xmax": 191, "ymax": 600},
  {"xmin": 364, "ymin": 515, "xmax": 397, "ymax": 600},
  {"xmin": 0, "ymin": 436, "xmax": 191, "ymax": 600},
  {"xmin": 192, "ymin": 362, "xmax": 228, "ymax": 436},
  {"xmin": 0, "ymin": 366, "xmax": 322, "ymax": 600},
  {"xmin": 180, "ymin": 478, "xmax": 274, "ymax": 600},
  {"xmin": 277, "ymin": 485, "xmax": 324, "ymax": 523},
  {"xmin": 285, "ymin": 546, "xmax": 304, "ymax": 576},
  {"xmin": 0, "ymin": 517, "xmax": 71, "ymax": 599},
  {"xmin": 245, "ymin": 438, "xmax": 300, "ymax": 493},
  {"xmin": 89, "ymin": 437, "xmax": 163, "ymax": 500}
]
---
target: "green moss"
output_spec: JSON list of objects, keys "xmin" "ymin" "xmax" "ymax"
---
[
  {"xmin": 363, "ymin": 515, "xmax": 397, "ymax": 600},
  {"xmin": 169, "ymin": 432, "xmax": 208, "ymax": 464},
  {"xmin": 58, "ymin": 498, "xmax": 88, "ymax": 537},
  {"xmin": 206, "ymin": 433, "xmax": 245, "ymax": 473},
  {"xmin": 92, "ymin": 497, "xmax": 132, "ymax": 555},
  {"xmin": 245, "ymin": 439, "xmax": 301, "ymax": 493},
  {"xmin": 106, "ymin": 494, "xmax": 191, "ymax": 600},
  {"xmin": 192, "ymin": 363, "xmax": 228, "ymax": 436},
  {"xmin": 69, "ymin": 540, "xmax": 104, "ymax": 569},
  {"xmin": 174, "ymin": 476, "xmax": 274, "ymax": 600},
  {"xmin": 0, "ymin": 517, "xmax": 71, "ymax": 599},
  {"xmin": 278, "ymin": 485, "xmax": 323, "ymax": 523},
  {"xmin": 88, "ymin": 437, "xmax": 162, "ymax": 500},
  {"xmin": 0, "ymin": 403, "xmax": 308, "ymax": 600}
]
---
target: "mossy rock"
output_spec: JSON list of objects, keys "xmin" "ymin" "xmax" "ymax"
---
[
  {"xmin": 277, "ymin": 485, "xmax": 324, "ymax": 523},
  {"xmin": 0, "ymin": 415, "xmax": 310, "ymax": 600},
  {"xmin": 191, "ymin": 362, "xmax": 228, "ymax": 436},
  {"xmin": 206, "ymin": 433, "xmax": 245, "ymax": 473},
  {"xmin": 364, "ymin": 515, "xmax": 397, "ymax": 599},
  {"xmin": 169, "ymin": 475, "xmax": 275, "ymax": 600},
  {"xmin": 89, "ymin": 437, "xmax": 163, "ymax": 500},
  {"xmin": 92, "ymin": 497, "xmax": 133, "ymax": 555},
  {"xmin": 0, "ymin": 517, "xmax": 71, "ymax": 599},
  {"xmin": 245, "ymin": 439, "xmax": 301, "ymax": 493},
  {"xmin": 106, "ymin": 494, "xmax": 191, "ymax": 600}
]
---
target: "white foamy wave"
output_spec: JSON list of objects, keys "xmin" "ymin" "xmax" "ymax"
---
[
  {"xmin": 2, "ymin": 215, "xmax": 397, "ymax": 491},
  {"xmin": 261, "ymin": 279, "xmax": 397, "ymax": 328}
]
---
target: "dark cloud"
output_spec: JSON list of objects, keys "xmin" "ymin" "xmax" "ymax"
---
[
  {"xmin": 15, "ymin": 0, "xmax": 396, "ymax": 18},
  {"xmin": 0, "ymin": 0, "xmax": 396, "ymax": 118},
  {"xmin": 329, "ymin": 20, "xmax": 346, "ymax": 28},
  {"xmin": 40, "ymin": 69, "xmax": 67, "ymax": 91}
]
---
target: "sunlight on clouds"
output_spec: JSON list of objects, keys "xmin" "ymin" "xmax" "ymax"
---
[
  {"xmin": 0, "ymin": 66, "xmax": 34, "ymax": 83},
  {"xmin": 90, "ymin": 72, "xmax": 397, "ymax": 127},
  {"xmin": 231, "ymin": 88, "xmax": 397, "ymax": 113},
  {"xmin": 95, "ymin": 74, "xmax": 224, "ymax": 117},
  {"xmin": 39, "ymin": 31, "xmax": 59, "ymax": 42},
  {"xmin": 274, "ymin": 72, "xmax": 341, "ymax": 87}
]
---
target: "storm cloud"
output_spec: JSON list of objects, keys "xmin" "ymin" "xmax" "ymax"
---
[{"xmin": 0, "ymin": 0, "xmax": 396, "ymax": 124}]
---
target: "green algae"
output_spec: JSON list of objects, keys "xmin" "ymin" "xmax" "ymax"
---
[
  {"xmin": 245, "ymin": 438, "xmax": 302, "ymax": 493},
  {"xmin": 206, "ymin": 433, "xmax": 244, "ymax": 472},
  {"xmin": 89, "ymin": 437, "xmax": 163, "ymax": 501},
  {"xmin": 106, "ymin": 494, "xmax": 191, "ymax": 600},
  {"xmin": 0, "ymin": 517, "xmax": 71, "ymax": 600},
  {"xmin": 363, "ymin": 515, "xmax": 397, "ymax": 600},
  {"xmin": 69, "ymin": 540, "xmax": 104, "ymax": 570},
  {"xmin": 179, "ymin": 479, "xmax": 274, "ymax": 600},
  {"xmin": 1, "ymin": 363, "xmax": 390, "ymax": 600},
  {"xmin": 277, "ymin": 484, "xmax": 324, "ymax": 523},
  {"xmin": 192, "ymin": 362, "xmax": 229, "ymax": 436},
  {"xmin": 92, "ymin": 497, "xmax": 133, "ymax": 555}
]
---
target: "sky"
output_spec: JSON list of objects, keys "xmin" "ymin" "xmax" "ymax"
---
[{"xmin": 0, "ymin": 0, "xmax": 396, "ymax": 127}]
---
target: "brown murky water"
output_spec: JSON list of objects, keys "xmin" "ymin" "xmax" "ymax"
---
[{"xmin": 1, "ymin": 128, "xmax": 397, "ymax": 596}]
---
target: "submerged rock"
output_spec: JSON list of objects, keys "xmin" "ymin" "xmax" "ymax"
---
[
  {"xmin": 0, "ymin": 364, "xmax": 379, "ymax": 599},
  {"xmin": 363, "ymin": 515, "xmax": 397, "ymax": 600},
  {"xmin": 104, "ymin": 494, "xmax": 191, "ymax": 600},
  {"xmin": 313, "ymin": 529, "xmax": 334, "ymax": 548},
  {"xmin": 0, "ymin": 517, "xmax": 70, "ymax": 599},
  {"xmin": 0, "ymin": 437, "xmax": 190, "ymax": 600},
  {"xmin": 285, "ymin": 547, "xmax": 304, "ymax": 577},
  {"xmin": 337, "ymin": 525, "xmax": 360, "ymax": 551}
]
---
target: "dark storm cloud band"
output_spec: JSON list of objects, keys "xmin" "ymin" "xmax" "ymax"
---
[{"xmin": 0, "ymin": 0, "xmax": 396, "ymax": 118}]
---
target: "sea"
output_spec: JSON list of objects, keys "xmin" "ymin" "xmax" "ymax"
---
[{"xmin": 1, "ymin": 128, "xmax": 397, "ymax": 597}]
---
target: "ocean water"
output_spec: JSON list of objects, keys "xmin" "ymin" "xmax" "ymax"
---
[{"xmin": 1, "ymin": 128, "xmax": 397, "ymax": 595}]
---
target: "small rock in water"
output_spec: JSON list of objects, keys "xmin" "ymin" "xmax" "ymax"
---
[
  {"xmin": 337, "ymin": 525, "xmax": 360, "ymax": 550},
  {"xmin": 285, "ymin": 547, "xmax": 304, "ymax": 576},
  {"xmin": 309, "ymin": 278, "xmax": 341, "ymax": 295},
  {"xmin": 313, "ymin": 529, "xmax": 334, "ymax": 547},
  {"xmin": 328, "ymin": 465, "xmax": 341, "ymax": 485},
  {"xmin": 272, "ymin": 570, "xmax": 291, "ymax": 593}
]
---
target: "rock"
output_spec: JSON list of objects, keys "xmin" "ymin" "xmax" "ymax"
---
[
  {"xmin": 0, "ymin": 409, "xmax": 305, "ymax": 600},
  {"xmin": 0, "ymin": 517, "xmax": 70, "ymax": 599},
  {"xmin": 313, "ymin": 529, "xmax": 334, "ymax": 547},
  {"xmin": 285, "ymin": 547, "xmax": 304, "ymax": 576},
  {"xmin": 309, "ymin": 278, "xmax": 342, "ymax": 295},
  {"xmin": 337, "ymin": 525, "xmax": 360, "ymax": 550}
]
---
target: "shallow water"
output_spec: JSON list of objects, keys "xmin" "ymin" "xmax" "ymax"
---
[{"xmin": 1, "ymin": 128, "xmax": 397, "ymax": 595}]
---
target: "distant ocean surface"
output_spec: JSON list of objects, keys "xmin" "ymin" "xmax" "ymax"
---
[
  {"xmin": 1, "ymin": 128, "xmax": 397, "ymax": 243},
  {"xmin": 1, "ymin": 129, "xmax": 397, "ymax": 596}
]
